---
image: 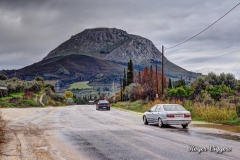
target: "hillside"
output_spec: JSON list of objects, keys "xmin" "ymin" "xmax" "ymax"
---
[
  {"xmin": 43, "ymin": 27, "xmax": 201, "ymax": 79},
  {"xmin": 3, "ymin": 54, "xmax": 124, "ymax": 87}
]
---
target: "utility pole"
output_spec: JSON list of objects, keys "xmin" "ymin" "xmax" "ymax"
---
[
  {"xmin": 120, "ymin": 78, "xmax": 123, "ymax": 101},
  {"xmin": 112, "ymin": 81, "xmax": 116, "ymax": 103},
  {"xmin": 156, "ymin": 64, "xmax": 158, "ymax": 99},
  {"xmin": 162, "ymin": 45, "xmax": 164, "ymax": 97}
]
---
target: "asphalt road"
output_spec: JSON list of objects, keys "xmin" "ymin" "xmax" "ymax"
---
[{"xmin": 1, "ymin": 105, "xmax": 240, "ymax": 160}]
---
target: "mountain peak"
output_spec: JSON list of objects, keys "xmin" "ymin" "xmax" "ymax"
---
[
  {"xmin": 70, "ymin": 28, "xmax": 128, "ymax": 40},
  {"xmin": 43, "ymin": 27, "xmax": 161, "ymax": 64}
]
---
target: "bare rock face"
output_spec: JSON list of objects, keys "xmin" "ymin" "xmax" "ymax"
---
[{"xmin": 43, "ymin": 28, "xmax": 162, "ymax": 64}]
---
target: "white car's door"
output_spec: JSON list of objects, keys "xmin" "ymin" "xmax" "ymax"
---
[
  {"xmin": 152, "ymin": 105, "xmax": 163, "ymax": 123},
  {"xmin": 146, "ymin": 105, "xmax": 157, "ymax": 123}
]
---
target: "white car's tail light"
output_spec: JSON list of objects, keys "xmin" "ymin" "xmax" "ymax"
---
[
  {"xmin": 167, "ymin": 114, "xmax": 175, "ymax": 118},
  {"xmin": 184, "ymin": 114, "xmax": 191, "ymax": 118}
]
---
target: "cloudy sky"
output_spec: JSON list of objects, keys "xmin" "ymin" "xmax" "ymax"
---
[{"xmin": 0, "ymin": 0, "xmax": 239, "ymax": 78}]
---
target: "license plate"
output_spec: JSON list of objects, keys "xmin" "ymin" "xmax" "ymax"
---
[
  {"xmin": 175, "ymin": 114, "xmax": 183, "ymax": 117},
  {"xmin": 103, "ymin": 107, "xmax": 106, "ymax": 108}
]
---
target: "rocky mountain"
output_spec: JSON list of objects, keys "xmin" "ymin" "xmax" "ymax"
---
[
  {"xmin": 43, "ymin": 27, "xmax": 201, "ymax": 79},
  {"xmin": 1, "ymin": 27, "xmax": 201, "ymax": 87}
]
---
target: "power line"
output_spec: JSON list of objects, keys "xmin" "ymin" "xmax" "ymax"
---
[
  {"xmin": 179, "ymin": 49, "xmax": 240, "ymax": 65},
  {"xmin": 166, "ymin": 2, "xmax": 240, "ymax": 50},
  {"xmin": 232, "ymin": 61, "xmax": 240, "ymax": 73}
]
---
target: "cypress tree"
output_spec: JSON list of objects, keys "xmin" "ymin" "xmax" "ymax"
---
[
  {"xmin": 168, "ymin": 78, "xmax": 172, "ymax": 88},
  {"xmin": 130, "ymin": 59, "xmax": 134, "ymax": 83},
  {"xmin": 127, "ymin": 60, "xmax": 134, "ymax": 85},
  {"xmin": 123, "ymin": 68, "xmax": 127, "ymax": 90}
]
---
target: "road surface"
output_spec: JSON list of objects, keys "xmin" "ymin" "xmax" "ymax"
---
[{"xmin": 1, "ymin": 105, "xmax": 240, "ymax": 160}]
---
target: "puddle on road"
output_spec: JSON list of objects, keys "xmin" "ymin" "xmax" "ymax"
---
[
  {"xmin": 190, "ymin": 123, "xmax": 240, "ymax": 142},
  {"xmin": 200, "ymin": 133, "xmax": 240, "ymax": 142},
  {"xmin": 191, "ymin": 124, "xmax": 240, "ymax": 133}
]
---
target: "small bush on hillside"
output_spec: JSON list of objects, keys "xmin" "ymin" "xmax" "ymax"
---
[
  {"xmin": 0, "ymin": 74, "xmax": 7, "ymax": 80},
  {"xmin": 34, "ymin": 76, "xmax": 44, "ymax": 85},
  {"xmin": 45, "ymin": 87, "xmax": 52, "ymax": 96},
  {"xmin": 24, "ymin": 81, "xmax": 42, "ymax": 93},
  {"xmin": 44, "ymin": 83, "xmax": 55, "ymax": 93}
]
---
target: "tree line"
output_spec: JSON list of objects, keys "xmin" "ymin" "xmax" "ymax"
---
[
  {"xmin": 119, "ymin": 61, "xmax": 239, "ymax": 105},
  {"xmin": 121, "ymin": 60, "xmax": 167, "ymax": 101}
]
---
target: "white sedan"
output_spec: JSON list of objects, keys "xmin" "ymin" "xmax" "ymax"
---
[{"xmin": 143, "ymin": 104, "xmax": 191, "ymax": 128}]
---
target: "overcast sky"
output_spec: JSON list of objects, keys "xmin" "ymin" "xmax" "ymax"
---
[{"xmin": 0, "ymin": 0, "xmax": 239, "ymax": 78}]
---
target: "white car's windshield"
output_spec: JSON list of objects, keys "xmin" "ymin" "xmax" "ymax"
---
[{"xmin": 163, "ymin": 105, "xmax": 186, "ymax": 111}]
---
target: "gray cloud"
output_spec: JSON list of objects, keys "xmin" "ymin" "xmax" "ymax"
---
[{"xmin": 0, "ymin": 0, "xmax": 239, "ymax": 78}]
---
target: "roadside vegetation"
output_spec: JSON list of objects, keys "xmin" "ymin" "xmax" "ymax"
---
[
  {"xmin": 0, "ymin": 75, "xmax": 68, "ymax": 107},
  {"xmin": 113, "ymin": 62, "xmax": 240, "ymax": 125},
  {"xmin": 0, "ymin": 110, "xmax": 7, "ymax": 150}
]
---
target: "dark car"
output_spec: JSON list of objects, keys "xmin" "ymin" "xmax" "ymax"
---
[{"xmin": 96, "ymin": 100, "xmax": 111, "ymax": 110}]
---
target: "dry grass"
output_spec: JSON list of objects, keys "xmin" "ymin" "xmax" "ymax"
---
[
  {"xmin": 191, "ymin": 103, "xmax": 237, "ymax": 121},
  {"xmin": 0, "ymin": 110, "xmax": 7, "ymax": 144}
]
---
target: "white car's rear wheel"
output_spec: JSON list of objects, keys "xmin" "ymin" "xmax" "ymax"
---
[{"xmin": 158, "ymin": 118, "xmax": 163, "ymax": 128}]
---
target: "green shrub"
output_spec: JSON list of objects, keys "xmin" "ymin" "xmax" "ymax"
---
[
  {"xmin": 0, "ymin": 74, "xmax": 7, "ymax": 80},
  {"xmin": 236, "ymin": 104, "xmax": 240, "ymax": 117},
  {"xmin": 0, "ymin": 101, "xmax": 13, "ymax": 108},
  {"xmin": 20, "ymin": 100, "xmax": 39, "ymax": 107},
  {"xmin": 24, "ymin": 81, "xmax": 42, "ymax": 93},
  {"xmin": 34, "ymin": 76, "xmax": 44, "ymax": 85},
  {"xmin": 44, "ymin": 83, "xmax": 55, "ymax": 92}
]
